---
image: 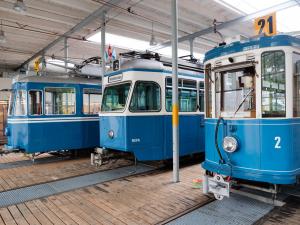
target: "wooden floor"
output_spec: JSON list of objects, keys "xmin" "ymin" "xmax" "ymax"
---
[
  {"xmin": 256, "ymin": 196, "xmax": 300, "ymax": 225},
  {"xmin": 0, "ymin": 153, "xmax": 131, "ymax": 192},
  {"xmin": 0, "ymin": 164, "xmax": 211, "ymax": 225}
]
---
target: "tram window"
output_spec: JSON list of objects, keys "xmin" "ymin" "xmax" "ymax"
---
[
  {"xmin": 199, "ymin": 81, "xmax": 204, "ymax": 112},
  {"xmin": 130, "ymin": 81, "xmax": 161, "ymax": 112},
  {"xmin": 293, "ymin": 59, "xmax": 300, "ymax": 117},
  {"xmin": 8, "ymin": 91, "xmax": 15, "ymax": 116},
  {"xmin": 165, "ymin": 78, "xmax": 197, "ymax": 112},
  {"xmin": 14, "ymin": 90, "xmax": 27, "ymax": 116},
  {"xmin": 261, "ymin": 51, "xmax": 285, "ymax": 118},
  {"xmin": 28, "ymin": 90, "xmax": 42, "ymax": 115},
  {"xmin": 102, "ymin": 83, "xmax": 131, "ymax": 112},
  {"xmin": 83, "ymin": 89, "xmax": 101, "ymax": 115},
  {"xmin": 215, "ymin": 67, "xmax": 255, "ymax": 118},
  {"xmin": 45, "ymin": 88, "xmax": 75, "ymax": 115}
]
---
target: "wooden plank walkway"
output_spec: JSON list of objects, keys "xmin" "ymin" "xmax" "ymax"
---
[
  {"xmin": 255, "ymin": 196, "xmax": 300, "ymax": 225},
  {"xmin": 0, "ymin": 153, "xmax": 131, "ymax": 192},
  {"xmin": 0, "ymin": 164, "xmax": 211, "ymax": 225}
]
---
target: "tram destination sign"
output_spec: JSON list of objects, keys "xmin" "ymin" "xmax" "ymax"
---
[
  {"xmin": 254, "ymin": 12, "xmax": 277, "ymax": 36},
  {"xmin": 108, "ymin": 74, "xmax": 123, "ymax": 83}
]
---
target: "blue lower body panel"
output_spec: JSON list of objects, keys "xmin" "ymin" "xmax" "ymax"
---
[
  {"xmin": 100, "ymin": 114, "xmax": 205, "ymax": 161},
  {"xmin": 202, "ymin": 118, "xmax": 300, "ymax": 184},
  {"xmin": 6, "ymin": 120, "xmax": 99, "ymax": 153}
]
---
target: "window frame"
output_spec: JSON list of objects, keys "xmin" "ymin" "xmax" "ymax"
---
[
  {"xmin": 165, "ymin": 77, "xmax": 198, "ymax": 112},
  {"xmin": 82, "ymin": 88, "xmax": 102, "ymax": 115},
  {"xmin": 101, "ymin": 81, "xmax": 132, "ymax": 113},
  {"xmin": 198, "ymin": 80, "xmax": 205, "ymax": 113},
  {"xmin": 44, "ymin": 87, "xmax": 76, "ymax": 116},
  {"xmin": 129, "ymin": 80, "xmax": 162, "ymax": 113},
  {"xmin": 14, "ymin": 89, "xmax": 27, "ymax": 116},
  {"xmin": 28, "ymin": 89, "xmax": 43, "ymax": 116},
  {"xmin": 261, "ymin": 50, "xmax": 286, "ymax": 118}
]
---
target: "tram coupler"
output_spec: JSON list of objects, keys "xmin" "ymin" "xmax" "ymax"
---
[
  {"xmin": 91, "ymin": 147, "xmax": 109, "ymax": 167},
  {"xmin": 203, "ymin": 173, "xmax": 230, "ymax": 200}
]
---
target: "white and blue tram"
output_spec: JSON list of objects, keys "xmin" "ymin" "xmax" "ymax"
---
[
  {"xmin": 99, "ymin": 52, "xmax": 205, "ymax": 161},
  {"xmin": 202, "ymin": 35, "xmax": 300, "ymax": 199},
  {"xmin": 4, "ymin": 75, "xmax": 101, "ymax": 154}
]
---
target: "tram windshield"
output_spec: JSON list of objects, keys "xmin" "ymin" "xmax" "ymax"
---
[
  {"xmin": 215, "ymin": 67, "xmax": 255, "ymax": 118},
  {"xmin": 101, "ymin": 83, "xmax": 131, "ymax": 112}
]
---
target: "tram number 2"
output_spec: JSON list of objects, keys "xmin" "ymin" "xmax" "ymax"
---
[{"xmin": 274, "ymin": 136, "xmax": 281, "ymax": 149}]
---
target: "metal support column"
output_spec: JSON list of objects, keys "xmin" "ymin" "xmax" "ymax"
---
[
  {"xmin": 101, "ymin": 13, "xmax": 106, "ymax": 80},
  {"xmin": 171, "ymin": 0, "xmax": 179, "ymax": 183},
  {"xmin": 64, "ymin": 37, "xmax": 68, "ymax": 72},
  {"xmin": 189, "ymin": 39, "xmax": 194, "ymax": 56}
]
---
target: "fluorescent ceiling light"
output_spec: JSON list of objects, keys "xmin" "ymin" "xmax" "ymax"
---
[
  {"xmin": 88, "ymin": 32, "xmax": 204, "ymax": 60},
  {"xmin": 47, "ymin": 59, "xmax": 74, "ymax": 68},
  {"xmin": 216, "ymin": 0, "xmax": 300, "ymax": 33}
]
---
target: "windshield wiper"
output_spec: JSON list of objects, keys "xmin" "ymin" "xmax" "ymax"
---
[{"xmin": 233, "ymin": 88, "xmax": 254, "ymax": 117}]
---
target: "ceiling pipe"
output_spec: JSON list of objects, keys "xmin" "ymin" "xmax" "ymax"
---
[
  {"xmin": 149, "ymin": 0, "xmax": 298, "ymax": 51},
  {"xmin": 17, "ymin": 0, "xmax": 125, "ymax": 71}
]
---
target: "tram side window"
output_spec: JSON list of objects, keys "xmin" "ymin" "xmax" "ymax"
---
[
  {"xmin": 28, "ymin": 90, "xmax": 42, "ymax": 115},
  {"xmin": 165, "ymin": 78, "xmax": 197, "ymax": 112},
  {"xmin": 294, "ymin": 59, "xmax": 300, "ymax": 117},
  {"xmin": 8, "ymin": 91, "xmax": 15, "ymax": 116},
  {"xmin": 199, "ymin": 81, "xmax": 204, "ymax": 112},
  {"xmin": 129, "ymin": 81, "xmax": 161, "ymax": 112},
  {"xmin": 83, "ymin": 89, "xmax": 101, "ymax": 114},
  {"xmin": 261, "ymin": 51, "xmax": 286, "ymax": 118},
  {"xmin": 14, "ymin": 90, "xmax": 27, "ymax": 116},
  {"xmin": 45, "ymin": 88, "xmax": 75, "ymax": 115}
]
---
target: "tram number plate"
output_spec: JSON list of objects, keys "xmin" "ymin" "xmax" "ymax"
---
[{"xmin": 254, "ymin": 13, "xmax": 277, "ymax": 36}]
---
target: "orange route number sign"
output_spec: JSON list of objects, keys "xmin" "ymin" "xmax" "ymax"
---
[{"xmin": 254, "ymin": 13, "xmax": 277, "ymax": 36}]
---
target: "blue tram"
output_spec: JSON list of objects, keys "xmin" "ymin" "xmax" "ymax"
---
[
  {"xmin": 98, "ymin": 52, "xmax": 205, "ymax": 161},
  {"xmin": 4, "ymin": 75, "xmax": 101, "ymax": 155},
  {"xmin": 202, "ymin": 35, "xmax": 300, "ymax": 200}
]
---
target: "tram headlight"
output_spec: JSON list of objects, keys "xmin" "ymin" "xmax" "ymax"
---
[
  {"xmin": 108, "ymin": 130, "xmax": 114, "ymax": 139},
  {"xmin": 222, "ymin": 136, "xmax": 238, "ymax": 153}
]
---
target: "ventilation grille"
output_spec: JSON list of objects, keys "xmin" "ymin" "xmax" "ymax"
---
[
  {"xmin": 246, "ymin": 55, "xmax": 255, "ymax": 62},
  {"xmin": 215, "ymin": 61, "xmax": 222, "ymax": 67}
]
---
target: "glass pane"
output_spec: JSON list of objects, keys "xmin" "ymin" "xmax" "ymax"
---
[
  {"xmin": 165, "ymin": 78, "xmax": 197, "ymax": 112},
  {"xmin": 215, "ymin": 67, "xmax": 255, "ymax": 118},
  {"xmin": 165, "ymin": 88, "xmax": 172, "ymax": 112},
  {"xmin": 83, "ymin": 94, "xmax": 89, "ymax": 114},
  {"xmin": 179, "ymin": 89, "xmax": 197, "ymax": 112},
  {"xmin": 293, "ymin": 58, "xmax": 300, "ymax": 117},
  {"xmin": 130, "ymin": 82, "xmax": 161, "ymax": 112},
  {"xmin": 14, "ymin": 90, "xmax": 27, "ymax": 116},
  {"xmin": 90, "ymin": 94, "xmax": 101, "ymax": 114},
  {"xmin": 45, "ymin": 88, "xmax": 75, "ymax": 115},
  {"xmin": 29, "ymin": 90, "xmax": 42, "ymax": 115},
  {"xmin": 199, "ymin": 90, "xmax": 204, "ymax": 112},
  {"xmin": 101, "ymin": 83, "xmax": 131, "ymax": 112},
  {"xmin": 8, "ymin": 91, "xmax": 15, "ymax": 116},
  {"xmin": 261, "ymin": 51, "xmax": 285, "ymax": 117},
  {"xmin": 83, "ymin": 89, "xmax": 101, "ymax": 115}
]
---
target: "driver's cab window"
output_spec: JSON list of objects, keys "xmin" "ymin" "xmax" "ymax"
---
[{"xmin": 215, "ymin": 66, "xmax": 255, "ymax": 118}]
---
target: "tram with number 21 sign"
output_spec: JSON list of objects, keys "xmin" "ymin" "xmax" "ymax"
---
[{"xmin": 202, "ymin": 35, "xmax": 300, "ymax": 200}]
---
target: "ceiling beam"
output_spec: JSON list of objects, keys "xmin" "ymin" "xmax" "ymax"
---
[
  {"xmin": 18, "ymin": 0, "xmax": 125, "ymax": 70},
  {"xmin": 150, "ymin": 0, "xmax": 298, "ymax": 51}
]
